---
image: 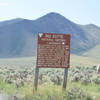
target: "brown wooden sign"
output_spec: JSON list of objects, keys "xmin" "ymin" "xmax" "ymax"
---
[{"xmin": 36, "ymin": 33, "xmax": 70, "ymax": 68}]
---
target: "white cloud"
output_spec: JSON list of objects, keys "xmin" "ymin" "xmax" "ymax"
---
[{"xmin": 0, "ymin": 2, "xmax": 8, "ymax": 6}]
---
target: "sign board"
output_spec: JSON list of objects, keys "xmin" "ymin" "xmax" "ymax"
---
[{"xmin": 36, "ymin": 33, "xmax": 70, "ymax": 68}]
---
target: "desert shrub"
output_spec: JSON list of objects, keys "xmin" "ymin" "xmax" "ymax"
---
[
  {"xmin": 65, "ymin": 87, "xmax": 86, "ymax": 100},
  {"xmin": 86, "ymin": 96, "xmax": 93, "ymax": 100},
  {"xmin": 81, "ymin": 78, "xmax": 91, "ymax": 85},
  {"xmin": 93, "ymin": 77, "xmax": 100, "ymax": 84}
]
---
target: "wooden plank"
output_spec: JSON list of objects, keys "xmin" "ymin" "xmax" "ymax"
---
[
  {"xmin": 34, "ymin": 67, "xmax": 39, "ymax": 91},
  {"xmin": 63, "ymin": 68, "xmax": 68, "ymax": 90}
]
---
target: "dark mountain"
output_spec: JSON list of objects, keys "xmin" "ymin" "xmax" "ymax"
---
[{"xmin": 0, "ymin": 12, "xmax": 100, "ymax": 57}]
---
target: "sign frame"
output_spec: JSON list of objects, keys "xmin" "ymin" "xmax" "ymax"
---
[{"xmin": 34, "ymin": 32, "xmax": 71, "ymax": 91}]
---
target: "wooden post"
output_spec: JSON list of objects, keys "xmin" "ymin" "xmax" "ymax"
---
[
  {"xmin": 63, "ymin": 68, "xmax": 68, "ymax": 90},
  {"xmin": 34, "ymin": 67, "xmax": 39, "ymax": 91}
]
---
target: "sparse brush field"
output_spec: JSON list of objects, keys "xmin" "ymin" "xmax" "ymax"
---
[{"xmin": 0, "ymin": 55, "xmax": 100, "ymax": 100}]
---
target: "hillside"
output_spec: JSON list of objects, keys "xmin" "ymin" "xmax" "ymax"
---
[
  {"xmin": 79, "ymin": 24, "xmax": 100, "ymax": 46},
  {"xmin": 0, "ymin": 12, "xmax": 100, "ymax": 57},
  {"xmin": 0, "ymin": 18, "xmax": 23, "ymax": 27},
  {"xmin": 83, "ymin": 44, "xmax": 100, "ymax": 59}
]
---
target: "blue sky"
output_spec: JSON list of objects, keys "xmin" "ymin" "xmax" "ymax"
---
[{"xmin": 0, "ymin": 0, "xmax": 100, "ymax": 26}]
